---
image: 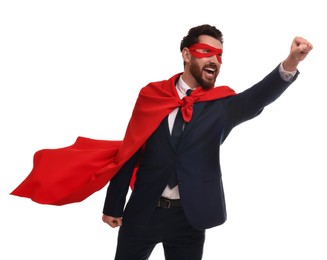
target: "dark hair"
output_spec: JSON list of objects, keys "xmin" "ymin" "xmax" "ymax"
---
[{"xmin": 180, "ymin": 24, "xmax": 223, "ymax": 52}]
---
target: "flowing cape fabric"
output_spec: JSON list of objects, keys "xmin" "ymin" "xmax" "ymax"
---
[{"xmin": 11, "ymin": 73, "xmax": 236, "ymax": 205}]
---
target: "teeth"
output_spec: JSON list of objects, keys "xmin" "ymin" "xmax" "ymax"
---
[{"xmin": 205, "ymin": 68, "xmax": 215, "ymax": 72}]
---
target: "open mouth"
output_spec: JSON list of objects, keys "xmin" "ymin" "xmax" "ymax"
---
[
  {"xmin": 203, "ymin": 67, "xmax": 216, "ymax": 79},
  {"xmin": 204, "ymin": 67, "xmax": 216, "ymax": 74}
]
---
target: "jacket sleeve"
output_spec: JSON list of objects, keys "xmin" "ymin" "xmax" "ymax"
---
[
  {"xmin": 102, "ymin": 148, "xmax": 142, "ymax": 217},
  {"xmin": 221, "ymin": 64, "xmax": 299, "ymax": 142}
]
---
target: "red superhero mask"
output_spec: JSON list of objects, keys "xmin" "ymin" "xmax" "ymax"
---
[{"xmin": 188, "ymin": 43, "xmax": 223, "ymax": 64}]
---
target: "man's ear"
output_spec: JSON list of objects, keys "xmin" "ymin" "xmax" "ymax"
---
[{"xmin": 182, "ymin": 47, "xmax": 191, "ymax": 63}]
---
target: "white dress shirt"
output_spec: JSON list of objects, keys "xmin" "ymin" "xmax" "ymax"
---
[{"xmin": 161, "ymin": 75, "xmax": 190, "ymax": 199}]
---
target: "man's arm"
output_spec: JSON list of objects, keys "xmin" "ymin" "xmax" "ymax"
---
[
  {"xmin": 102, "ymin": 148, "xmax": 142, "ymax": 228},
  {"xmin": 221, "ymin": 36, "xmax": 313, "ymax": 140}
]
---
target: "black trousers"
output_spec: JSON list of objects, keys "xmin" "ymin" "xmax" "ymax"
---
[{"xmin": 113, "ymin": 206, "xmax": 205, "ymax": 260}]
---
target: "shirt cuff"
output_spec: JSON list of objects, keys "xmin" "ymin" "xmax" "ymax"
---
[{"xmin": 279, "ymin": 62, "xmax": 297, "ymax": 82}]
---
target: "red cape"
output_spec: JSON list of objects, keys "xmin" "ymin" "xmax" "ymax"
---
[{"xmin": 11, "ymin": 73, "xmax": 236, "ymax": 205}]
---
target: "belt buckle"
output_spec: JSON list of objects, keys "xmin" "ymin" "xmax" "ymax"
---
[{"xmin": 159, "ymin": 198, "xmax": 171, "ymax": 209}]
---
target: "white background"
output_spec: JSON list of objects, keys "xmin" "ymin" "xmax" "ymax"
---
[{"xmin": 1, "ymin": 0, "xmax": 326, "ymax": 259}]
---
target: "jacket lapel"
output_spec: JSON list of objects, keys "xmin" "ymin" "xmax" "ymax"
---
[
  {"xmin": 182, "ymin": 102, "xmax": 205, "ymax": 134},
  {"xmin": 166, "ymin": 102, "xmax": 206, "ymax": 151}
]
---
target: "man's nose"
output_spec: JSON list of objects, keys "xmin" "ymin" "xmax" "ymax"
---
[{"xmin": 209, "ymin": 54, "xmax": 222, "ymax": 65}]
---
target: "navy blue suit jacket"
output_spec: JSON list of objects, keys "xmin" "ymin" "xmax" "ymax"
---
[{"xmin": 103, "ymin": 65, "xmax": 299, "ymax": 230}]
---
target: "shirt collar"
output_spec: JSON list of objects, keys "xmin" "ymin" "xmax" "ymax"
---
[{"xmin": 176, "ymin": 75, "xmax": 192, "ymax": 98}]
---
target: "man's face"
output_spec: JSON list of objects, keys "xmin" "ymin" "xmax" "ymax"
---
[{"xmin": 188, "ymin": 35, "xmax": 223, "ymax": 89}]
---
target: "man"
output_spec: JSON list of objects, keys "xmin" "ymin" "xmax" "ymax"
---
[{"xmin": 101, "ymin": 24, "xmax": 312, "ymax": 259}]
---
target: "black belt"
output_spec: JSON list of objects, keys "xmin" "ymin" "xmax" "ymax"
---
[{"xmin": 157, "ymin": 197, "xmax": 181, "ymax": 208}]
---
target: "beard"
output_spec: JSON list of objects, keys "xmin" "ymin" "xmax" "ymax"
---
[{"xmin": 189, "ymin": 60, "xmax": 218, "ymax": 90}]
